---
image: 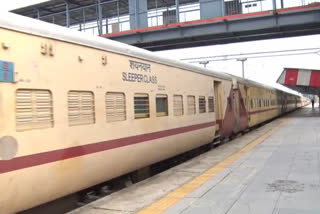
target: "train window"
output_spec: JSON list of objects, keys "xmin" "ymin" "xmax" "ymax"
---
[
  {"xmin": 156, "ymin": 94, "xmax": 168, "ymax": 117},
  {"xmin": 174, "ymin": 95, "xmax": 184, "ymax": 116},
  {"xmin": 228, "ymin": 97, "xmax": 232, "ymax": 112},
  {"xmin": 106, "ymin": 92, "xmax": 126, "ymax": 122},
  {"xmin": 251, "ymin": 99, "xmax": 254, "ymax": 109},
  {"xmin": 208, "ymin": 97, "xmax": 214, "ymax": 112},
  {"xmin": 68, "ymin": 91, "xmax": 95, "ymax": 126},
  {"xmin": 134, "ymin": 93, "xmax": 149, "ymax": 119},
  {"xmin": 16, "ymin": 89, "xmax": 54, "ymax": 131},
  {"xmin": 199, "ymin": 96, "xmax": 206, "ymax": 113},
  {"xmin": 187, "ymin": 96, "xmax": 196, "ymax": 115}
]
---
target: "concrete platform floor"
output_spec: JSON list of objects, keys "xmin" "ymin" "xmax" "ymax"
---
[{"xmin": 69, "ymin": 106, "xmax": 320, "ymax": 214}]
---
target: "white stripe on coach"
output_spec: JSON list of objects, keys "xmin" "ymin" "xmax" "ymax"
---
[{"xmin": 297, "ymin": 69, "xmax": 312, "ymax": 86}]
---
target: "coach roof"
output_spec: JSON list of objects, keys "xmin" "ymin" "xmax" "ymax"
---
[{"xmin": 0, "ymin": 12, "xmax": 232, "ymax": 80}]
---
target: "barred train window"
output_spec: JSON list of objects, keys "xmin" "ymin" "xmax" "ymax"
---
[
  {"xmin": 208, "ymin": 96, "xmax": 214, "ymax": 112},
  {"xmin": 156, "ymin": 94, "xmax": 168, "ymax": 117},
  {"xmin": 187, "ymin": 95, "xmax": 196, "ymax": 115},
  {"xmin": 134, "ymin": 93, "xmax": 149, "ymax": 119},
  {"xmin": 16, "ymin": 89, "xmax": 54, "ymax": 131},
  {"xmin": 106, "ymin": 92, "xmax": 126, "ymax": 122},
  {"xmin": 68, "ymin": 91, "xmax": 95, "ymax": 126},
  {"xmin": 199, "ymin": 96, "xmax": 206, "ymax": 113},
  {"xmin": 174, "ymin": 95, "xmax": 183, "ymax": 116}
]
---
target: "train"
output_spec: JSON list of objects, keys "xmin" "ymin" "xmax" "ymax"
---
[{"xmin": 0, "ymin": 12, "xmax": 308, "ymax": 214}]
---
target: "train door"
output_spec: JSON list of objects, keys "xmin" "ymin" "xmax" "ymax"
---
[
  {"xmin": 232, "ymin": 83, "xmax": 249, "ymax": 133},
  {"xmin": 281, "ymin": 95, "xmax": 286, "ymax": 113},
  {"xmin": 233, "ymin": 85, "xmax": 242, "ymax": 133},
  {"xmin": 214, "ymin": 81, "xmax": 222, "ymax": 135},
  {"xmin": 234, "ymin": 91, "xmax": 240, "ymax": 117}
]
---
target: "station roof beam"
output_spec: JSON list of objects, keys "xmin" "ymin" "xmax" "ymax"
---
[{"xmin": 11, "ymin": 1, "xmax": 320, "ymax": 51}]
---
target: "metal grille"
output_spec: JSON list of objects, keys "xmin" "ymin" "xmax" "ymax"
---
[
  {"xmin": 68, "ymin": 91, "xmax": 95, "ymax": 126},
  {"xmin": 134, "ymin": 93, "xmax": 149, "ymax": 119},
  {"xmin": 208, "ymin": 96, "xmax": 214, "ymax": 112},
  {"xmin": 174, "ymin": 95, "xmax": 184, "ymax": 116},
  {"xmin": 16, "ymin": 89, "xmax": 53, "ymax": 131},
  {"xmin": 199, "ymin": 96, "xmax": 206, "ymax": 113},
  {"xmin": 106, "ymin": 92, "xmax": 126, "ymax": 122},
  {"xmin": 156, "ymin": 94, "xmax": 168, "ymax": 117},
  {"xmin": 187, "ymin": 95, "xmax": 196, "ymax": 115}
]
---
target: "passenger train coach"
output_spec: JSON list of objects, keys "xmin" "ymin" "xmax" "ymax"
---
[{"xmin": 0, "ymin": 12, "xmax": 307, "ymax": 213}]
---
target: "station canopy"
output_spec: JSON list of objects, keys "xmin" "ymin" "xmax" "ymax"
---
[
  {"xmin": 277, "ymin": 68, "xmax": 320, "ymax": 95},
  {"xmin": 12, "ymin": 0, "xmax": 198, "ymax": 27}
]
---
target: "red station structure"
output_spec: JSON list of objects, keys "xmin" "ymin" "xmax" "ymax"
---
[{"xmin": 277, "ymin": 68, "xmax": 320, "ymax": 95}]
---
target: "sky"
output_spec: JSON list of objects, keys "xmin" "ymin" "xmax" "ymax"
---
[
  {"xmin": 1, "ymin": 0, "xmax": 49, "ymax": 11},
  {"xmin": 157, "ymin": 35, "xmax": 320, "ymax": 94},
  {"xmin": 3, "ymin": 0, "xmax": 320, "ymax": 95}
]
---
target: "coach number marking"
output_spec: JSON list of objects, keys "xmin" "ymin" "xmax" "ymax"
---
[{"xmin": 0, "ymin": 60, "xmax": 14, "ymax": 83}]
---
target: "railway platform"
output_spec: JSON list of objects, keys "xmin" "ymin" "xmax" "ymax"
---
[{"xmin": 69, "ymin": 106, "xmax": 320, "ymax": 214}]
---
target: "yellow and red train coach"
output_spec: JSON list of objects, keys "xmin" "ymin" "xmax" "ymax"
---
[{"xmin": 0, "ymin": 12, "xmax": 305, "ymax": 214}]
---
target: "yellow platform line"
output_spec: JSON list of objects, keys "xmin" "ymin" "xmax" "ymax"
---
[{"xmin": 137, "ymin": 119, "xmax": 288, "ymax": 214}]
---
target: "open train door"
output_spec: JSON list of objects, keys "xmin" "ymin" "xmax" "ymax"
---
[
  {"xmin": 214, "ymin": 81, "xmax": 222, "ymax": 136},
  {"xmin": 232, "ymin": 83, "xmax": 246, "ymax": 134}
]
